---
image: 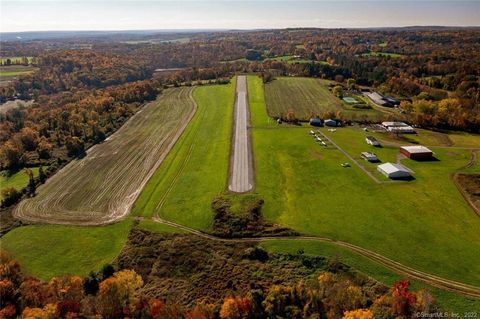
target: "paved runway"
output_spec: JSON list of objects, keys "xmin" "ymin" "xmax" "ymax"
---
[{"xmin": 229, "ymin": 76, "xmax": 253, "ymax": 192}]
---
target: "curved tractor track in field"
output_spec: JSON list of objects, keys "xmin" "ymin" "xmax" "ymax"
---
[
  {"xmin": 148, "ymin": 216, "xmax": 480, "ymax": 298},
  {"xmin": 14, "ymin": 87, "xmax": 197, "ymax": 225}
]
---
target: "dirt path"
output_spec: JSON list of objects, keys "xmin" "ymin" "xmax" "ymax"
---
[
  {"xmin": 465, "ymin": 149, "xmax": 478, "ymax": 169},
  {"xmin": 228, "ymin": 75, "xmax": 254, "ymax": 192},
  {"xmin": 146, "ymin": 216, "xmax": 480, "ymax": 298}
]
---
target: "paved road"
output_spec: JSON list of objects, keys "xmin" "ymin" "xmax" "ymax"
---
[{"xmin": 229, "ymin": 76, "xmax": 253, "ymax": 192}]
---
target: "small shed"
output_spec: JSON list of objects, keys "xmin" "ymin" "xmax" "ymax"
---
[
  {"xmin": 400, "ymin": 146, "xmax": 433, "ymax": 160},
  {"xmin": 377, "ymin": 163, "xmax": 411, "ymax": 179},
  {"xmin": 324, "ymin": 119, "xmax": 337, "ymax": 127},
  {"xmin": 309, "ymin": 118, "xmax": 323, "ymax": 127},
  {"xmin": 365, "ymin": 136, "xmax": 380, "ymax": 146},
  {"xmin": 382, "ymin": 121, "xmax": 415, "ymax": 134},
  {"xmin": 361, "ymin": 152, "xmax": 378, "ymax": 162}
]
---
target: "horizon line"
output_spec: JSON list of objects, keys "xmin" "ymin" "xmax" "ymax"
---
[{"xmin": 2, "ymin": 25, "xmax": 480, "ymax": 35}]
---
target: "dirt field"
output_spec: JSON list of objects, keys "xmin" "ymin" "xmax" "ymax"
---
[
  {"xmin": 14, "ymin": 87, "xmax": 196, "ymax": 225},
  {"xmin": 455, "ymin": 172, "xmax": 480, "ymax": 215}
]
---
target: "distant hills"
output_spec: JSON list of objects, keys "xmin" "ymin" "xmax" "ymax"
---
[{"xmin": 2, "ymin": 26, "xmax": 479, "ymax": 42}]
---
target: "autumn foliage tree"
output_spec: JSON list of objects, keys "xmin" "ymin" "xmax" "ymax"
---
[
  {"xmin": 219, "ymin": 296, "xmax": 252, "ymax": 319},
  {"xmin": 0, "ymin": 249, "xmax": 441, "ymax": 319}
]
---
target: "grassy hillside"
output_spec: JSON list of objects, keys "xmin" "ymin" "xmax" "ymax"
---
[
  {"xmin": 0, "ymin": 167, "xmax": 44, "ymax": 199},
  {"xmin": 132, "ymin": 81, "xmax": 235, "ymax": 230},
  {"xmin": 261, "ymin": 240, "xmax": 480, "ymax": 313},
  {"xmin": 248, "ymin": 75, "xmax": 480, "ymax": 288},
  {"xmin": 1, "ymin": 219, "xmax": 133, "ymax": 280},
  {"xmin": 264, "ymin": 77, "xmax": 384, "ymax": 121}
]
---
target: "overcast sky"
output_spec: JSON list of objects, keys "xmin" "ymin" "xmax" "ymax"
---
[{"xmin": 1, "ymin": 1, "xmax": 479, "ymax": 33}]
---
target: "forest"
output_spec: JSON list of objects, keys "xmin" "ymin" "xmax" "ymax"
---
[{"xmin": 0, "ymin": 246, "xmax": 438, "ymax": 319}]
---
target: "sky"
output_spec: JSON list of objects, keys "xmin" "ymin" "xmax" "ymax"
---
[{"xmin": 1, "ymin": 0, "xmax": 479, "ymax": 33}]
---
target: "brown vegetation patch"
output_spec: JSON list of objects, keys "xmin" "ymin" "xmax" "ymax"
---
[
  {"xmin": 211, "ymin": 195, "xmax": 299, "ymax": 238},
  {"xmin": 310, "ymin": 149, "xmax": 325, "ymax": 160},
  {"xmin": 430, "ymin": 131, "xmax": 454, "ymax": 146},
  {"xmin": 445, "ymin": 151, "xmax": 461, "ymax": 158},
  {"xmin": 115, "ymin": 228, "xmax": 388, "ymax": 307},
  {"xmin": 0, "ymin": 208, "xmax": 23, "ymax": 237},
  {"xmin": 455, "ymin": 173, "xmax": 480, "ymax": 215}
]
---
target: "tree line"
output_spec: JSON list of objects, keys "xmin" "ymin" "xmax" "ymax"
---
[{"xmin": 0, "ymin": 251, "xmax": 439, "ymax": 319}]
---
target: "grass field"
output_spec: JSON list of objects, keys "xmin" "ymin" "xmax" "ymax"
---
[
  {"xmin": 261, "ymin": 240, "xmax": 480, "ymax": 312},
  {"xmin": 0, "ymin": 167, "xmax": 44, "ymax": 199},
  {"xmin": 0, "ymin": 65, "xmax": 37, "ymax": 86},
  {"xmin": 137, "ymin": 220, "xmax": 187, "ymax": 234},
  {"xmin": 264, "ymin": 77, "xmax": 384, "ymax": 121},
  {"xmin": 266, "ymin": 55, "xmax": 329, "ymax": 65},
  {"xmin": 14, "ymin": 87, "xmax": 196, "ymax": 224},
  {"xmin": 1, "ymin": 218, "xmax": 133, "ymax": 280},
  {"xmin": 248, "ymin": 75, "xmax": 480, "ymax": 288},
  {"xmin": 361, "ymin": 51, "xmax": 403, "ymax": 58},
  {"xmin": 132, "ymin": 81, "xmax": 235, "ymax": 230},
  {"xmin": 222, "ymin": 56, "xmax": 329, "ymax": 65}
]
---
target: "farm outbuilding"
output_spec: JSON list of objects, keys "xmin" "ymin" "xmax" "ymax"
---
[
  {"xmin": 309, "ymin": 117, "xmax": 323, "ymax": 127},
  {"xmin": 367, "ymin": 92, "xmax": 400, "ymax": 108},
  {"xmin": 361, "ymin": 152, "xmax": 378, "ymax": 162},
  {"xmin": 377, "ymin": 163, "xmax": 411, "ymax": 179},
  {"xmin": 324, "ymin": 119, "xmax": 337, "ymax": 127},
  {"xmin": 400, "ymin": 145, "xmax": 433, "ymax": 160},
  {"xmin": 365, "ymin": 136, "xmax": 380, "ymax": 146},
  {"xmin": 382, "ymin": 122, "xmax": 415, "ymax": 134}
]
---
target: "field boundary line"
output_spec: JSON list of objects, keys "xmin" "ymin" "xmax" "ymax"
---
[{"xmin": 146, "ymin": 216, "xmax": 480, "ymax": 298}]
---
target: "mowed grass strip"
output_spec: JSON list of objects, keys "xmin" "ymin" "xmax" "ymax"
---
[
  {"xmin": 0, "ymin": 219, "xmax": 133, "ymax": 280},
  {"xmin": 132, "ymin": 81, "xmax": 235, "ymax": 230},
  {"xmin": 137, "ymin": 220, "xmax": 187, "ymax": 234},
  {"xmin": 0, "ymin": 65, "xmax": 36, "ymax": 81},
  {"xmin": 260, "ymin": 240, "xmax": 480, "ymax": 313},
  {"xmin": 264, "ymin": 77, "xmax": 383, "ymax": 121},
  {"xmin": 249, "ymin": 75, "xmax": 480, "ymax": 287},
  {"xmin": 247, "ymin": 75, "xmax": 274, "ymax": 127},
  {"xmin": 14, "ymin": 87, "xmax": 195, "ymax": 224}
]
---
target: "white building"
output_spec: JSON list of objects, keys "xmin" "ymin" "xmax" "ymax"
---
[
  {"xmin": 377, "ymin": 163, "xmax": 411, "ymax": 179},
  {"xmin": 365, "ymin": 136, "xmax": 380, "ymax": 146},
  {"xmin": 381, "ymin": 121, "xmax": 415, "ymax": 134},
  {"xmin": 361, "ymin": 152, "xmax": 378, "ymax": 162}
]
